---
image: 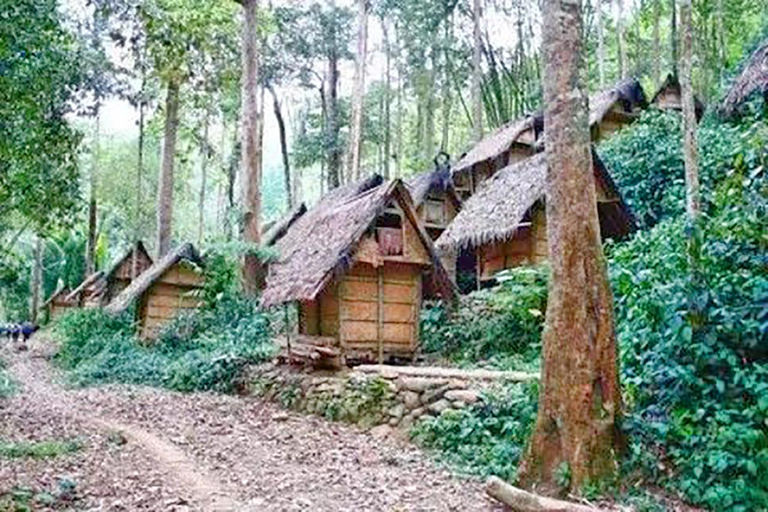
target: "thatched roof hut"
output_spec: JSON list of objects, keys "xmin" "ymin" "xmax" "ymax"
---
[
  {"xmin": 64, "ymin": 270, "xmax": 105, "ymax": 306},
  {"xmin": 452, "ymin": 78, "xmax": 647, "ymax": 199},
  {"xmin": 106, "ymin": 243, "xmax": 204, "ymax": 339},
  {"xmin": 41, "ymin": 284, "xmax": 75, "ymax": 321},
  {"xmin": 721, "ymin": 38, "xmax": 768, "ymax": 117},
  {"xmin": 651, "ymin": 74, "xmax": 705, "ymax": 120},
  {"xmin": 436, "ymin": 150, "xmax": 636, "ymax": 285},
  {"xmin": 405, "ymin": 158, "xmax": 462, "ymax": 241},
  {"xmin": 262, "ymin": 178, "xmax": 455, "ymax": 364},
  {"xmin": 263, "ymin": 203, "xmax": 307, "ymax": 247}
]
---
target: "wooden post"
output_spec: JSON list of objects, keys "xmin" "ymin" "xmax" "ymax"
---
[
  {"xmin": 377, "ymin": 266, "xmax": 384, "ymax": 364},
  {"xmin": 284, "ymin": 304, "xmax": 291, "ymax": 360}
]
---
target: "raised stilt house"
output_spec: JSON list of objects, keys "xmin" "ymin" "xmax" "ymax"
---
[
  {"xmin": 436, "ymin": 150, "xmax": 636, "ymax": 287},
  {"xmin": 405, "ymin": 156, "xmax": 462, "ymax": 242},
  {"xmin": 105, "ymin": 243, "xmax": 204, "ymax": 339},
  {"xmin": 261, "ymin": 178, "xmax": 455, "ymax": 365}
]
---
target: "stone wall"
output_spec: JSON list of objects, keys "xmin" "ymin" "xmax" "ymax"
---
[{"xmin": 244, "ymin": 364, "xmax": 484, "ymax": 435}]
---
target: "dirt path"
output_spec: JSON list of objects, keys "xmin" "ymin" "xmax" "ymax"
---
[{"xmin": 1, "ymin": 338, "xmax": 500, "ymax": 511}]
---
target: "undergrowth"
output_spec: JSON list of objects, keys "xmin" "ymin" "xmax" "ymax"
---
[
  {"xmin": 0, "ymin": 439, "xmax": 82, "ymax": 459},
  {"xmin": 0, "ymin": 358, "xmax": 15, "ymax": 397}
]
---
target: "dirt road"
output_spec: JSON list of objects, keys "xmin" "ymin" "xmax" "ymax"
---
[{"xmin": 0, "ymin": 339, "xmax": 500, "ymax": 511}]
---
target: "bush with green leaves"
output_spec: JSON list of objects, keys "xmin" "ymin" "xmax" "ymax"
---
[
  {"xmin": 54, "ymin": 297, "xmax": 276, "ymax": 393},
  {"xmin": 410, "ymin": 382, "xmax": 538, "ymax": 481},
  {"xmin": 420, "ymin": 265, "xmax": 547, "ymax": 369}
]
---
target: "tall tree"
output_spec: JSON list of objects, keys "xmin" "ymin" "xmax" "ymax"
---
[
  {"xmin": 347, "ymin": 0, "xmax": 369, "ymax": 180},
  {"xmin": 156, "ymin": 78, "xmax": 180, "ymax": 257},
  {"xmin": 86, "ymin": 113, "xmax": 100, "ymax": 274},
  {"xmin": 29, "ymin": 236, "xmax": 43, "ymax": 323},
  {"xmin": 269, "ymin": 86, "xmax": 292, "ymax": 208},
  {"xmin": 680, "ymin": 0, "xmax": 700, "ymax": 224},
  {"xmin": 615, "ymin": 0, "xmax": 626, "ymax": 79},
  {"xmin": 240, "ymin": 0, "xmax": 263, "ymax": 294},
  {"xmin": 471, "ymin": 0, "xmax": 484, "ymax": 142},
  {"xmin": 596, "ymin": 0, "xmax": 606, "ymax": 87},
  {"xmin": 518, "ymin": 0, "xmax": 621, "ymax": 492},
  {"xmin": 670, "ymin": 0, "xmax": 678, "ymax": 78},
  {"xmin": 382, "ymin": 16, "xmax": 392, "ymax": 179},
  {"xmin": 652, "ymin": 0, "xmax": 662, "ymax": 88},
  {"xmin": 197, "ymin": 104, "xmax": 212, "ymax": 248}
]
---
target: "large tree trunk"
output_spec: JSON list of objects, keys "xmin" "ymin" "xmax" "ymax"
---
[
  {"xmin": 197, "ymin": 105, "xmax": 211, "ymax": 248},
  {"xmin": 615, "ymin": 0, "xmax": 626, "ymax": 79},
  {"xmin": 680, "ymin": 0, "xmax": 700, "ymax": 223},
  {"xmin": 670, "ymin": 0, "xmax": 678, "ymax": 78},
  {"xmin": 518, "ymin": 0, "xmax": 621, "ymax": 493},
  {"xmin": 346, "ymin": 0, "xmax": 369, "ymax": 181},
  {"xmin": 225, "ymin": 124, "xmax": 239, "ymax": 242},
  {"xmin": 423, "ymin": 46, "xmax": 437, "ymax": 162},
  {"xmin": 596, "ymin": 0, "xmax": 605, "ymax": 87},
  {"xmin": 652, "ymin": 0, "xmax": 661, "ymax": 89},
  {"xmin": 326, "ymin": 53, "xmax": 341, "ymax": 190},
  {"xmin": 471, "ymin": 0, "xmax": 484, "ymax": 143},
  {"xmin": 716, "ymin": 0, "xmax": 726, "ymax": 74},
  {"xmin": 29, "ymin": 236, "xmax": 43, "ymax": 323},
  {"xmin": 382, "ymin": 18, "xmax": 392, "ymax": 179},
  {"xmin": 441, "ymin": 17, "xmax": 453, "ymax": 152},
  {"xmin": 240, "ymin": 0, "xmax": 264, "ymax": 295},
  {"xmin": 156, "ymin": 79, "xmax": 180, "ymax": 258},
  {"xmin": 269, "ymin": 85, "xmax": 292, "ymax": 209},
  {"xmin": 133, "ymin": 84, "xmax": 145, "ymax": 279},
  {"xmin": 86, "ymin": 111, "xmax": 100, "ymax": 276}
]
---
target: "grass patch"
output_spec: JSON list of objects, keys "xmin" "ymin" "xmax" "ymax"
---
[{"xmin": 0, "ymin": 439, "xmax": 82, "ymax": 459}]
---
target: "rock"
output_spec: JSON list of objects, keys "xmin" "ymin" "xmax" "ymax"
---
[
  {"xmin": 388, "ymin": 404, "xmax": 405, "ymax": 419},
  {"xmin": 410, "ymin": 407, "xmax": 425, "ymax": 418},
  {"xmin": 398, "ymin": 415, "xmax": 414, "ymax": 431},
  {"xmin": 272, "ymin": 412, "xmax": 290, "ymax": 422},
  {"xmin": 399, "ymin": 377, "xmax": 447, "ymax": 393},
  {"xmin": 370, "ymin": 424, "xmax": 393, "ymax": 439},
  {"xmin": 402, "ymin": 391, "xmax": 420, "ymax": 410},
  {"xmin": 388, "ymin": 417, "xmax": 399, "ymax": 426},
  {"xmin": 421, "ymin": 385, "xmax": 449, "ymax": 405},
  {"xmin": 444, "ymin": 389, "xmax": 479, "ymax": 404},
  {"xmin": 428, "ymin": 399, "xmax": 451, "ymax": 414}
]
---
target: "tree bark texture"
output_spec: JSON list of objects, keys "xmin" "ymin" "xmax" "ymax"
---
[
  {"xmin": 133, "ymin": 88, "xmax": 145, "ymax": 280},
  {"xmin": 652, "ymin": 0, "xmax": 661, "ymax": 89},
  {"xmin": 269, "ymin": 85, "xmax": 292, "ymax": 209},
  {"xmin": 240, "ymin": 0, "xmax": 264, "ymax": 295},
  {"xmin": 716, "ymin": 0, "xmax": 726, "ymax": 73},
  {"xmin": 670, "ymin": 0, "xmax": 678, "ymax": 78},
  {"xmin": 382, "ymin": 18, "xmax": 392, "ymax": 179},
  {"xmin": 346, "ymin": 0, "xmax": 369, "ymax": 181},
  {"xmin": 615, "ymin": 0, "xmax": 626, "ymax": 79},
  {"xmin": 156, "ymin": 79, "xmax": 180, "ymax": 258},
  {"xmin": 485, "ymin": 477, "xmax": 599, "ymax": 512},
  {"xmin": 326, "ymin": 52, "xmax": 341, "ymax": 189},
  {"xmin": 471, "ymin": 0, "xmax": 484, "ymax": 143},
  {"xmin": 29, "ymin": 236, "xmax": 43, "ymax": 323},
  {"xmin": 197, "ymin": 106, "xmax": 211, "ymax": 249},
  {"xmin": 596, "ymin": 0, "xmax": 605, "ymax": 88},
  {"xmin": 86, "ymin": 111, "xmax": 100, "ymax": 276},
  {"xmin": 679, "ymin": 0, "xmax": 700, "ymax": 223},
  {"xmin": 518, "ymin": 0, "xmax": 622, "ymax": 493}
]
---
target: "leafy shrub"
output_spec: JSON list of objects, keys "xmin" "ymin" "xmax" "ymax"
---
[
  {"xmin": 411, "ymin": 382, "xmax": 538, "ymax": 481},
  {"xmin": 420, "ymin": 266, "xmax": 547, "ymax": 369},
  {"xmin": 0, "ymin": 439, "xmax": 82, "ymax": 459},
  {"xmin": 55, "ymin": 297, "xmax": 276, "ymax": 393}
]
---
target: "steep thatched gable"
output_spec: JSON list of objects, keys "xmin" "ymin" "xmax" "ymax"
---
[
  {"xmin": 436, "ymin": 150, "xmax": 636, "ymax": 251},
  {"xmin": 64, "ymin": 271, "xmax": 104, "ymax": 303},
  {"xmin": 105, "ymin": 243, "xmax": 203, "ymax": 314},
  {"xmin": 406, "ymin": 166, "xmax": 462, "ymax": 211},
  {"xmin": 261, "ymin": 178, "xmax": 455, "ymax": 308},
  {"xmin": 42, "ymin": 284, "xmax": 71, "ymax": 309},
  {"xmin": 452, "ymin": 117, "xmax": 536, "ymax": 176},
  {"xmin": 721, "ymin": 38, "xmax": 768, "ymax": 117},
  {"xmin": 263, "ymin": 203, "xmax": 308, "ymax": 247},
  {"xmin": 651, "ymin": 73, "xmax": 705, "ymax": 120}
]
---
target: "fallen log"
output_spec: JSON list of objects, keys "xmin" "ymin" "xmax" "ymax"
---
[
  {"xmin": 354, "ymin": 364, "xmax": 538, "ymax": 382},
  {"xmin": 485, "ymin": 477, "xmax": 602, "ymax": 512}
]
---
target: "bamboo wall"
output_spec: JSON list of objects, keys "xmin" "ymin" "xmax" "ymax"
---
[{"xmin": 139, "ymin": 262, "xmax": 204, "ymax": 339}]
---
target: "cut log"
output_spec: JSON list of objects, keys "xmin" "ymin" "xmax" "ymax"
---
[
  {"xmin": 354, "ymin": 364, "xmax": 538, "ymax": 382},
  {"xmin": 485, "ymin": 477, "xmax": 601, "ymax": 512}
]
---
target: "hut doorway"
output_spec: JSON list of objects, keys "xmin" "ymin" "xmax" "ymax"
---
[{"xmin": 456, "ymin": 247, "xmax": 479, "ymax": 294}]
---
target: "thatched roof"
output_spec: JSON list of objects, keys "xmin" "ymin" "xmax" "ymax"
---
[
  {"xmin": 406, "ymin": 165, "xmax": 461, "ymax": 210},
  {"xmin": 42, "ymin": 284, "xmax": 71, "ymax": 309},
  {"xmin": 64, "ymin": 271, "xmax": 104, "ymax": 303},
  {"xmin": 436, "ymin": 149, "xmax": 635, "ymax": 251},
  {"xmin": 263, "ymin": 203, "xmax": 307, "ymax": 247},
  {"xmin": 721, "ymin": 38, "xmax": 768, "ymax": 117},
  {"xmin": 261, "ymin": 178, "xmax": 455, "ymax": 308},
  {"xmin": 105, "ymin": 243, "xmax": 203, "ymax": 315},
  {"xmin": 651, "ymin": 73, "xmax": 705, "ymax": 120},
  {"xmin": 452, "ymin": 79, "xmax": 647, "ymax": 178}
]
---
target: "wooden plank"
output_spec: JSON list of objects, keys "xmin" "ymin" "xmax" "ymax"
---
[
  {"xmin": 383, "ymin": 322, "xmax": 413, "ymax": 344},
  {"xmin": 342, "ymin": 320, "xmax": 378, "ymax": 342},
  {"xmin": 377, "ymin": 266, "xmax": 384, "ymax": 364},
  {"xmin": 355, "ymin": 364, "xmax": 539, "ymax": 382},
  {"xmin": 382, "ymin": 282, "xmax": 415, "ymax": 304},
  {"xmin": 342, "ymin": 301, "xmax": 377, "ymax": 321},
  {"xmin": 382, "ymin": 302, "xmax": 415, "ymax": 323},
  {"xmin": 341, "ymin": 279, "xmax": 378, "ymax": 300},
  {"xmin": 147, "ymin": 294, "xmax": 202, "ymax": 309}
]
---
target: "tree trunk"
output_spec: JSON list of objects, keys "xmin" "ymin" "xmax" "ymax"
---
[
  {"xmin": 197, "ymin": 105, "xmax": 211, "ymax": 248},
  {"xmin": 86, "ymin": 111, "xmax": 100, "ymax": 276},
  {"xmin": 680, "ymin": 0, "xmax": 700, "ymax": 223},
  {"xmin": 441, "ymin": 17, "xmax": 453, "ymax": 152},
  {"xmin": 670, "ymin": 0, "xmax": 678, "ymax": 78},
  {"xmin": 346, "ymin": 0, "xmax": 369, "ymax": 181},
  {"xmin": 471, "ymin": 0, "xmax": 484, "ymax": 143},
  {"xmin": 424, "ymin": 46, "xmax": 437, "ymax": 163},
  {"xmin": 595, "ymin": 0, "xmax": 605, "ymax": 90},
  {"xmin": 240, "ymin": 0, "xmax": 264, "ymax": 295},
  {"xmin": 518, "ymin": 0, "xmax": 622, "ymax": 493},
  {"xmin": 382, "ymin": 18, "xmax": 392, "ymax": 180},
  {"xmin": 615, "ymin": 0, "xmax": 626, "ymax": 79},
  {"xmin": 326, "ymin": 52, "xmax": 341, "ymax": 189},
  {"xmin": 485, "ymin": 477, "xmax": 599, "ymax": 512},
  {"xmin": 652, "ymin": 0, "xmax": 661, "ymax": 89},
  {"xmin": 225, "ymin": 124, "xmax": 239, "ymax": 242},
  {"xmin": 716, "ymin": 0, "xmax": 726, "ymax": 74},
  {"xmin": 133, "ymin": 83, "xmax": 145, "ymax": 280},
  {"xmin": 29, "ymin": 236, "xmax": 43, "ymax": 323},
  {"xmin": 156, "ymin": 79, "xmax": 180, "ymax": 258},
  {"xmin": 269, "ymin": 85, "xmax": 292, "ymax": 209}
]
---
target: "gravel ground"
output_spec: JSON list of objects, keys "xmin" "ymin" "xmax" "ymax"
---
[{"xmin": 0, "ymin": 337, "xmax": 501, "ymax": 511}]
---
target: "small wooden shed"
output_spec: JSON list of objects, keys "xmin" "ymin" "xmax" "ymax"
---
[
  {"xmin": 41, "ymin": 285, "xmax": 75, "ymax": 322},
  {"xmin": 261, "ymin": 178, "xmax": 455, "ymax": 364},
  {"xmin": 436, "ymin": 150, "xmax": 636, "ymax": 287},
  {"xmin": 405, "ymin": 160, "xmax": 462, "ymax": 242},
  {"xmin": 721, "ymin": 38, "xmax": 768, "ymax": 118},
  {"xmin": 651, "ymin": 73, "xmax": 705, "ymax": 120},
  {"xmin": 105, "ymin": 243, "xmax": 204, "ymax": 339},
  {"xmin": 452, "ymin": 78, "xmax": 647, "ymax": 200}
]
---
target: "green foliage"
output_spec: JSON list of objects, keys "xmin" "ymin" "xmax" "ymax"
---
[
  {"xmin": 411, "ymin": 382, "xmax": 538, "ymax": 481},
  {"xmin": 0, "ymin": 439, "xmax": 82, "ymax": 460},
  {"xmin": 609, "ymin": 114, "xmax": 768, "ymax": 510},
  {"xmin": 420, "ymin": 266, "xmax": 547, "ymax": 369},
  {"xmin": 0, "ymin": 359, "xmax": 16, "ymax": 398},
  {"xmin": 314, "ymin": 377, "xmax": 394, "ymax": 427},
  {"xmin": 54, "ymin": 299, "xmax": 276, "ymax": 393}
]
